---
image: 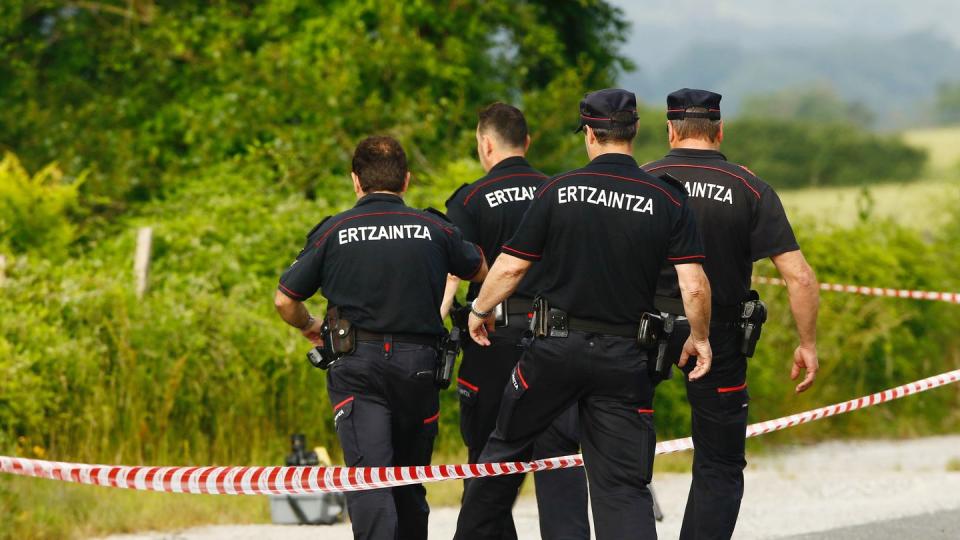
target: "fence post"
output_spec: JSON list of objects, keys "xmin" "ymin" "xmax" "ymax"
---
[{"xmin": 134, "ymin": 227, "xmax": 153, "ymax": 298}]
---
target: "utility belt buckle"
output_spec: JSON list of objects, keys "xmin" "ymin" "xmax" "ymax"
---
[{"xmin": 740, "ymin": 290, "xmax": 768, "ymax": 358}]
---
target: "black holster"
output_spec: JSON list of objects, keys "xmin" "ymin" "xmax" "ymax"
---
[
  {"xmin": 436, "ymin": 326, "xmax": 462, "ymax": 389},
  {"xmin": 305, "ymin": 306, "xmax": 356, "ymax": 370},
  {"xmin": 740, "ymin": 290, "xmax": 767, "ymax": 357},
  {"xmin": 652, "ymin": 314, "xmax": 677, "ymax": 382}
]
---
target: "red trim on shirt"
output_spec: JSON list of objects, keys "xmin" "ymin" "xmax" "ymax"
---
[
  {"xmin": 423, "ymin": 411, "xmax": 440, "ymax": 424},
  {"xmin": 717, "ymin": 383, "xmax": 747, "ymax": 394},
  {"xmin": 501, "ymin": 245, "xmax": 542, "ymax": 260},
  {"xmin": 315, "ymin": 212, "xmax": 455, "ymax": 247},
  {"xmin": 462, "ymin": 173, "xmax": 547, "ymax": 205},
  {"xmin": 645, "ymin": 164, "xmax": 761, "ymax": 200},
  {"xmin": 457, "ymin": 378, "xmax": 479, "ymax": 392},
  {"xmin": 536, "ymin": 172, "xmax": 682, "ymax": 207},
  {"xmin": 637, "ymin": 408, "xmax": 655, "ymax": 414},
  {"xmin": 278, "ymin": 283, "xmax": 305, "ymax": 299},
  {"xmin": 332, "ymin": 396, "xmax": 355, "ymax": 411},
  {"xmin": 668, "ymin": 254, "xmax": 706, "ymax": 262}
]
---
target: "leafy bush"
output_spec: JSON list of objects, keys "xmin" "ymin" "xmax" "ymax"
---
[{"xmin": 0, "ymin": 153, "xmax": 81, "ymax": 255}]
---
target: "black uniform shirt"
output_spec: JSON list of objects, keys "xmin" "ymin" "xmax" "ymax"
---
[
  {"xmin": 642, "ymin": 148, "xmax": 799, "ymax": 307},
  {"xmin": 278, "ymin": 193, "xmax": 484, "ymax": 335},
  {"xmin": 503, "ymin": 153, "xmax": 704, "ymax": 324},
  {"xmin": 445, "ymin": 156, "xmax": 549, "ymax": 300}
]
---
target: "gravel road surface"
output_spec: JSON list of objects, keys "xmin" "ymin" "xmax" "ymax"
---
[{"xmin": 98, "ymin": 435, "xmax": 960, "ymax": 539}]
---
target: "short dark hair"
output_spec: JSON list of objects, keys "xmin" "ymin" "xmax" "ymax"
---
[
  {"xmin": 669, "ymin": 107, "xmax": 721, "ymax": 142},
  {"xmin": 592, "ymin": 111, "xmax": 638, "ymax": 144},
  {"xmin": 351, "ymin": 136, "xmax": 408, "ymax": 193},
  {"xmin": 477, "ymin": 102, "xmax": 528, "ymax": 149}
]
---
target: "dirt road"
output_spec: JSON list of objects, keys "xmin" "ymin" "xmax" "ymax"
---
[{"xmin": 99, "ymin": 435, "xmax": 960, "ymax": 539}]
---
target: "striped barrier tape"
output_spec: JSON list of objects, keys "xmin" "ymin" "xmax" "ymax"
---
[
  {"xmin": 753, "ymin": 276, "xmax": 960, "ymax": 304},
  {"xmin": 2, "ymin": 368, "xmax": 958, "ymax": 494}
]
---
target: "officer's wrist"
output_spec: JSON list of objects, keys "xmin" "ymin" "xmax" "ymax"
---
[
  {"xmin": 298, "ymin": 315, "xmax": 316, "ymax": 331},
  {"xmin": 470, "ymin": 300, "xmax": 492, "ymax": 319}
]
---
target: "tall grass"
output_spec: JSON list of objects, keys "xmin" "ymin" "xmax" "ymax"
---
[{"xmin": 2, "ymin": 161, "xmax": 959, "ymax": 538}]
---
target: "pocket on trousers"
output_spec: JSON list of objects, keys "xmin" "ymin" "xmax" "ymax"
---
[
  {"xmin": 636, "ymin": 413, "xmax": 656, "ymax": 484},
  {"xmin": 332, "ymin": 396, "xmax": 363, "ymax": 466},
  {"xmin": 496, "ymin": 363, "xmax": 529, "ymax": 440},
  {"xmin": 458, "ymin": 378, "xmax": 480, "ymax": 448}
]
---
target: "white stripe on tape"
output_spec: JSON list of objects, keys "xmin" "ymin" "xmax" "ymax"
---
[
  {"xmin": 2, "ymin": 368, "xmax": 958, "ymax": 494},
  {"xmin": 753, "ymin": 276, "xmax": 959, "ymax": 304}
]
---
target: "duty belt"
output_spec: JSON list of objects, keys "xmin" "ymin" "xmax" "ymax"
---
[
  {"xmin": 355, "ymin": 329, "xmax": 439, "ymax": 347},
  {"xmin": 567, "ymin": 317, "xmax": 639, "ymax": 339},
  {"xmin": 503, "ymin": 295, "xmax": 535, "ymax": 315},
  {"xmin": 653, "ymin": 295, "xmax": 742, "ymax": 323}
]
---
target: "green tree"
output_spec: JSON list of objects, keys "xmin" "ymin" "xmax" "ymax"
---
[
  {"xmin": 740, "ymin": 84, "xmax": 875, "ymax": 128},
  {"xmin": 934, "ymin": 81, "xmax": 960, "ymax": 124}
]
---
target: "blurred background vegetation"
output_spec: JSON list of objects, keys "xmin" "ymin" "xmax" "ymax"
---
[{"xmin": 1, "ymin": 1, "xmax": 959, "ymax": 538}]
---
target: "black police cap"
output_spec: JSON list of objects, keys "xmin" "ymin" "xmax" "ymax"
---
[
  {"xmin": 666, "ymin": 88, "xmax": 722, "ymax": 120},
  {"xmin": 575, "ymin": 88, "xmax": 639, "ymax": 133}
]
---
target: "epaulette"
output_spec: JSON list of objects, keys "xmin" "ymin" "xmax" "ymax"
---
[
  {"xmin": 424, "ymin": 207, "xmax": 453, "ymax": 223},
  {"xmin": 306, "ymin": 215, "xmax": 332, "ymax": 239},
  {"xmin": 444, "ymin": 183, "xmax": 471, "ymax": 207},
  {"xmin": 656, "ymin": 172, "xmax": 687, "ymax": 195}
]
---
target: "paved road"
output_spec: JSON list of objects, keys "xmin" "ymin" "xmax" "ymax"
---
[{"xmin": 778, "ymin": 508, "xmax": 960, "ymax": 539}]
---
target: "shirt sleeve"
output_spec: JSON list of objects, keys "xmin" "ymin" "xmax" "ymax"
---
[
  {"xmin": 445, "ymin": 196, "xmax": 480, "ymax": 245},
  {"xmin": 446, "ymin": 224, "xmax": 485, "ymax": 280},
  {"xmin": 666, "ymin": 199, "xmax": 705, "ymax": 265},
  {"xmin": 501, "ymin": 190, "xmax": 551, "ymax": 261},
  {"xmin": 750, "ymin": 186, "xmax": 800, "ymax": 261},
  {"xmin": 278, "ymin": 236, "xmax": 325, "ymax": 301}
]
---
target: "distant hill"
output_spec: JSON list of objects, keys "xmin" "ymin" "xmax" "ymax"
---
[{"xmin": 612, "ymin": 0, "xmax": 960, "ymax": 129}]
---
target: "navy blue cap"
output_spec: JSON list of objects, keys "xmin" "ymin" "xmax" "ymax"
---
[
  {"xmin": 667, "ymin": 88, "xmax": 722, "ymax": 120},
  {"xmin": 575, "ymin": 88, "xmax": 639, "ymax": 133}
]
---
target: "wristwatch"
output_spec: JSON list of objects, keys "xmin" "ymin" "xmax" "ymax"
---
[{"xmin": 470, "ymin": 300, "xmax": 492, "ymax": 319}]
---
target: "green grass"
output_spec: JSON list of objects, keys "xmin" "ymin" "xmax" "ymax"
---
[
  {"xmin": 0, "ymin": 476, "xmax": 269, "ymax": 540},
  {"xmin": 778, "ymin": 178, "xmax": 960, "ymax": 231},
  {"xmin": 947, "ymin": 458, "xmax": 960, "ymax": 472},
  {"xmin": 903, "ymin": 126, "xmax": 960, "ymax": 173}
]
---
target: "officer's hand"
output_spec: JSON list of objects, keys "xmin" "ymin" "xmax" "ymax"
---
[
  {"xmin": 301, "ymin": 318, "xmax": 325, "ymax": 347},
  {"xmin": 679, "ymin": 336, "xmax": 712, "ymax": 381},
  {"xmin": 468, "ymin": 312, "xmax": 495, "ymax": 347},
  {"xmin": 791, "ymin": 345, "xmax": 819, "ymax": 393}
]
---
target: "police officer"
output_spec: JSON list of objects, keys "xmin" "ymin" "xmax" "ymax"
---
[
  {"xmin": 454, "ymin": 89, "xmax": 714, "ymax": 540},
  {"xmin": 642, "ymin": 88, "xmax": 820, "ymax": 540},
  {"xmin": 274, "ymin": 136, "xmax": 488, "ymax": 540},
  {"xmin": 442, "ymin": 102, "xmax": 589, "ymax": 540}
]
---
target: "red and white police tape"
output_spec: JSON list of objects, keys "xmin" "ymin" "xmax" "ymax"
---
[
  {"xmin": 753, "ymin": 276, "xmax": 960, "ymax": 304},
  {"xmin": 2, "ymin": 368, "xmax": 958, "ymax": 495}
]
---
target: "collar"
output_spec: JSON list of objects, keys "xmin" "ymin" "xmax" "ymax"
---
[
  {"xmin": 489, "ymin": 155, "xmax": 531, "ymax": 173},
  {"xmin": 589, "ymin": 152, "xmax": 639, "ymax": 167},
  {"xmin": 667, "ymin": 148, "xmax": 727, "ymax": 161},
  {"xmin": 355, "ymin": 192, "xmax": 405, "ymax": 207}
]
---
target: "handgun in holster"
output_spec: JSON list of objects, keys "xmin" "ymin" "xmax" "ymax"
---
[
  {"xmin": 636, "ymin": 312, "xmax": 674, "ymax": 381},
  {"xmin": 436, "ymin": 325, "xmax": 461, "ymax": 389},
  {"xmin": 740, "ymin": 290, "xmax": 767, "ymax": 357},
  {"xmin": 306, "ymin": 306, "xmax": 356, "ymax": 370},
  {"xmin": 530, "ymin": 296, "xmax": 569, "ymax": 338},
  {"xmin": 652, "ymin": 314, "xmax": 677, "ymax": 381}
]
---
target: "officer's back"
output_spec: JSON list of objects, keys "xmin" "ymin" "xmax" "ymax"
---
[
  {"xmin": 274, "ymin": 136, "xmax": 487, "ymax": 540},
  {"xmin": 508, "ymin": 143, "xmax": 702, "ymax": 324}
]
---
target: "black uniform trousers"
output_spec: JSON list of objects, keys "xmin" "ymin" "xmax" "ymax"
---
[
  {"xmin": 457, "ymin": 324, "xmax": 589, "ymax": 540},
  {"xmin": 666, "ymin": 321, "xmax": 749, "ymax": 540},
  {"xmin": 326, "ymin": 340, "xmax": 441, "ymax": 540},
  {"xmin": 455, "ymin": 331, "xmax": 658, "ymax": 540}
]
